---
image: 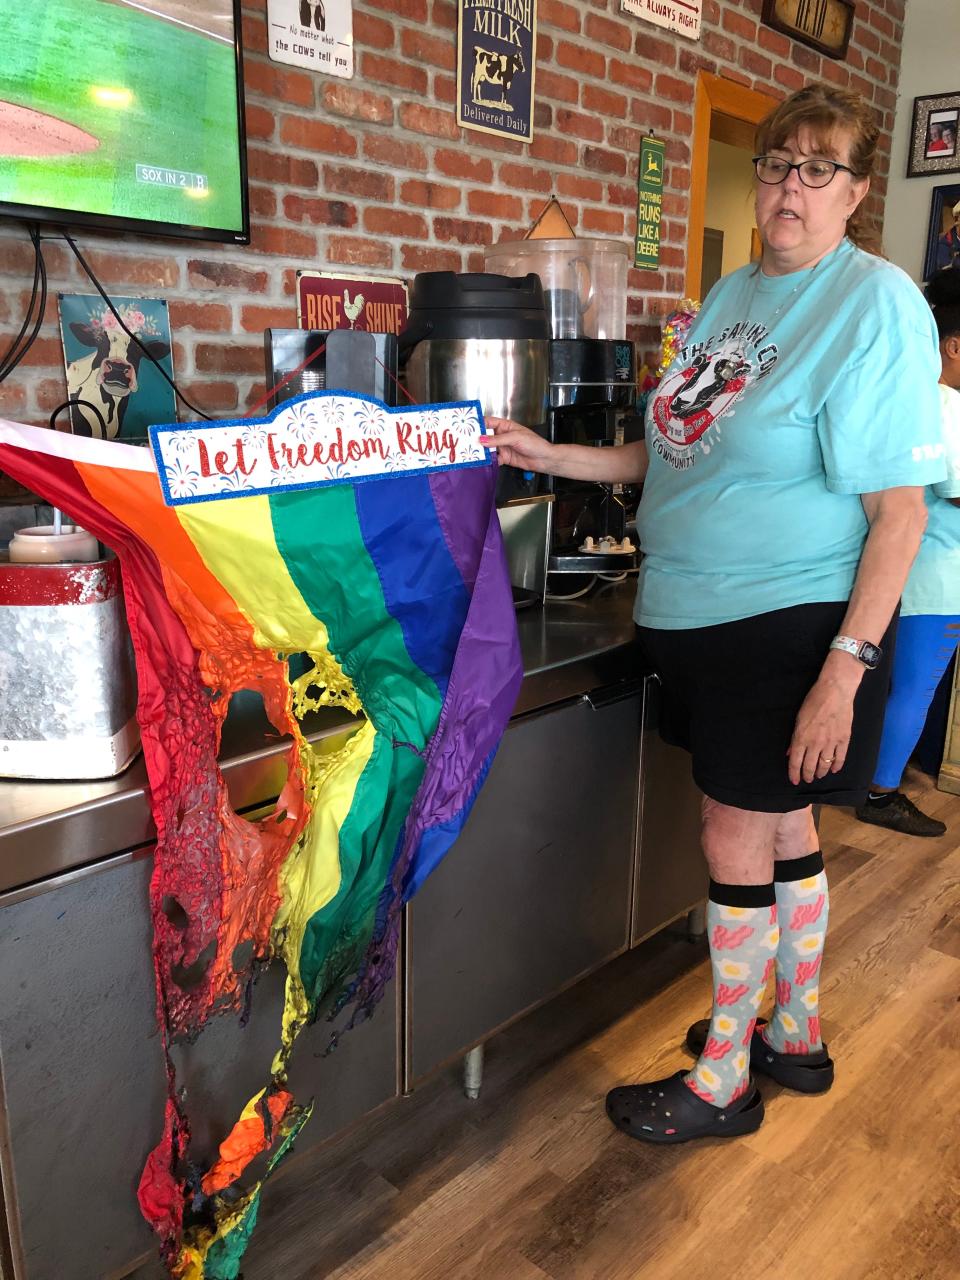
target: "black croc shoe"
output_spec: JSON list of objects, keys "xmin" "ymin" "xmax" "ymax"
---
[
  {"xmin": 605, "ymin": 1070, "xmax": 764, "ymax": 1144},
  {"xmin": 855, "ymin": 791, "xmax": 946, "ymax": 838},
  {"xmin": 685, "ymin": 1019, "xmax": 834, "ymax": 1094}
]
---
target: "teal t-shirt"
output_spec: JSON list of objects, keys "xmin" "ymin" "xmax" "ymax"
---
[
  {"xmin": 902, "ymin": 383, "xmax": 960, "ymax": 616},
  {"xmin": 635, "ymin": 239, "xmax": 946, "ymax": 629}
]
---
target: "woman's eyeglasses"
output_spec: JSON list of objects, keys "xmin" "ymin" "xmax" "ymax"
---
[{"xmin": 752, "ymin": 155, "xmax": 858, "ymax": 188}]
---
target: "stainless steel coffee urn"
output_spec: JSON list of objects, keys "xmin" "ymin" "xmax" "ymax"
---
[{"xmin": 400, "ymin": 271, "xmax": 550, "ymax": 505}]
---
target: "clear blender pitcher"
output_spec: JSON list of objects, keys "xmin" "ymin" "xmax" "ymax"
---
[{"xmin": 483, "ymin": 238, "xmax": 631, "ymax": 341}]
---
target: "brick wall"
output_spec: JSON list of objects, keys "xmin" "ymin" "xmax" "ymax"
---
[{"xmin": 0, "ymin": 0, "xmax": 906, "ymax": 430}]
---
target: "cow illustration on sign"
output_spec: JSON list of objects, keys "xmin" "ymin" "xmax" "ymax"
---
[
  {"xmin": 456, "ymin": 0, "xmax": 536, "ymax": 143},
  {"xmin": 58, "ymin": 294, "xmax": 175, "ymax": 443},
  {"xmin": 299, "ymin": 0, "xmax": 325, "ymax": 30},
  {"xmin": 471, "ymin": 46, "xmax": 525, "ymax": 109}
]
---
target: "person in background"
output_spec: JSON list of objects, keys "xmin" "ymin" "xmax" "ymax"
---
[
  {"xmin": 926, "ymin": 121, "xmax": 949, "ymax": 154},
  {"xmin": 926, "ymin": 120, "xmax": 957, "ymax": 153},
  {"xmin": 856, "ymin": 266, "xmax": 960, "ymax": 836},
  {"xmin": 486, "ymin": 83, "xmax": 945, "ymax": 1145},
  {"xmin": 935, "ymin": 201, "xmax": 960, "ymax": 273}
]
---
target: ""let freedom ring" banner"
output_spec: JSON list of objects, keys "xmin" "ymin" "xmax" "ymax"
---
[{"xmin": 150, "ymin": 393, "xmax": 490, "ymax": 507}]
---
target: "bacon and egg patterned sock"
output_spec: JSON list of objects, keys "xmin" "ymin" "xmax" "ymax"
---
[
  {"xmin": 764, "ymin": 851, "xmax": 829, "ymax": 1055},
  {"xmin": 684, "ymin": 881, "xmax": 779, "ymax": 1108}
]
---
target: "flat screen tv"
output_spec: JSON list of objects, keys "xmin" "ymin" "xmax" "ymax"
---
[{"xmin": 0, "ymin": 0, "xmax": 249, "ymax": 243}]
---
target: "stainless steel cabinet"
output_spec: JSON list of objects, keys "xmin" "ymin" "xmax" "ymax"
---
[
  {"xmin": 632, "ymin": 675, "xmax": 707, "ymax": 943},
  {"xmin": 0, "ymin": 856, "xmax": 400, "ymax": 1280},
  {"xmin": 0, "ymin": 670, "xmax": 708, "ymax": 1280},
  {"xmin": 404, "ymin": 684, "xmax": 643, "ymax": 1085}
]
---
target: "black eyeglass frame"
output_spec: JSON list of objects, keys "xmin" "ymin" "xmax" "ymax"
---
[{"xmin": 751, "ymin": 155, "xmax": 859, "ymax": 187}]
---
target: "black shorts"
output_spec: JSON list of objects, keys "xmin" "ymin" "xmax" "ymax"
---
[{"xmin": 638, "ymin": 602, "xmax": 897, "ymax": 813}]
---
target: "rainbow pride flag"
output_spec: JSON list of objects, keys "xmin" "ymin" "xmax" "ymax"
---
[{"xmin": 0, "ymin": 418, "xmax": 522, "ymax": 1278}]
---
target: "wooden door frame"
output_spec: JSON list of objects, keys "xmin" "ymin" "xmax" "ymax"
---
[{"xmin": 686, "ymin": 73, "xmax": 779, "ymax": 298}]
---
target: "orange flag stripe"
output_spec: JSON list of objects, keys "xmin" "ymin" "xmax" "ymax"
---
[
  {"xmin": 75, "ymin": 462, "xmax": 250, "ymax": 636},
  {"xmin": 200, "ymin": 1089, "xmax": 294, "ymax": 1197}
]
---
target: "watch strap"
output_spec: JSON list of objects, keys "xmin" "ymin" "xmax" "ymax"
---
[{"xmin": 829, "ymin": 635, "xmax": 861, "ymax": 659}]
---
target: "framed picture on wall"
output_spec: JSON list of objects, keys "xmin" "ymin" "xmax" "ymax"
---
[
  {"xmin": 923, "ymin": 183, "xmax": 960, "ymax": 281},
  {"xmin": 760, "ymin": 0, "xmax": 854, "ymax": 60},
  {"xmin": 908, "ymin": 93, "xmax": 960, "ymax": 178}
]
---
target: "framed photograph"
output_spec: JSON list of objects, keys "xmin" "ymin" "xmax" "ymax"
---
[
  {"xmin": 908, "ymin": 93, "xmax": 960, "ymax": 178},
  {"xmin": 922, "ymin": 183, "xmax": 960, "ymax": 281}
]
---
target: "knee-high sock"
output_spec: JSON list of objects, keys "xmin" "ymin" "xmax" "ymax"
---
[
  {"xmin": 684, "ymin": 880, "xmax": 779, "ymax": 1108},
  {"xmin": 764, "ymin": 851, "xmax": 829, "ymax": 1054}
]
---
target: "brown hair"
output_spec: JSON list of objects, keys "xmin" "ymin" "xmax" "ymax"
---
[{"xmin": 755, "ymin": 83, "xmax": 881, "ymax": 253}]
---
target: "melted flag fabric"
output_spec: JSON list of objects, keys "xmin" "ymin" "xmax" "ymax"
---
[{"xmin": 0, "ymin": 418, "xmax": 522, "ymax": 1278}]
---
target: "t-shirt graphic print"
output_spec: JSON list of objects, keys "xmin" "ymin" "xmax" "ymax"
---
[{"xmin": 650, "ymin": 322, "xmax": 779, "ymax": 470}]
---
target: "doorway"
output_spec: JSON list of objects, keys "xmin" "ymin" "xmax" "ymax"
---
[{"xmin": 686, "ymin": 74, "xmax": 779, "ymax": 300}]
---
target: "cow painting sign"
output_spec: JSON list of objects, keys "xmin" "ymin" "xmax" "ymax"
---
[
  {"xmin": 457, "ymin": 0, "xmax": 536, "ymax": 143},
  {"xmin": 58, "ymin": 294, "xmax": 175, "ymax": 444}
]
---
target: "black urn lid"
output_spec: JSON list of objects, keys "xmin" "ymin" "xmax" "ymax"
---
[{"xmin": 401, "ymin": 271, "xmax": 549, "ymax": 344}]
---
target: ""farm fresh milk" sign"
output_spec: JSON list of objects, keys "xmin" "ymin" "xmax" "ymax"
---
[{"xmin": 150, "ymin": 393, "xmax": 490, "ymax": 507}]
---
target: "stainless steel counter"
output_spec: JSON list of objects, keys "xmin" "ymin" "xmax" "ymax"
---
[
  {"xmin": 0, "ymin": 577, "xmax": 712, "ymax": 1280},
  {"xmin": 0, "ymin": 581, "xmax": 643, "ymax": 895}
]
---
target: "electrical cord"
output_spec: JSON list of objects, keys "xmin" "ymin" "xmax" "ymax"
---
[
  {"xmin": 60, "ymin": 230, "xmax": 213, "ymax": 420},
  {"xmin": 0, "ymin": 226, "xmax": 42, "ymax": 379},
  {"xmin": 545, "ymin": 578, "xmax": 598, "ymax": 601},
  {"xmin": 48, "ymin": 398, "xmax": 107, "ymax": 436},
  {"xmin": 0, "ymin": 224, "xmax": 47, "ymax": 382}
]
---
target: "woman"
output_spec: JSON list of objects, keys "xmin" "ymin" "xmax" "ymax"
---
[
  {"xmin": 486, "ymin": 83, "xmax": 945, "ymax": 1144},
  {"xmin": 856, "ymin": 266, "xmax": 960, "ymax": 837}
]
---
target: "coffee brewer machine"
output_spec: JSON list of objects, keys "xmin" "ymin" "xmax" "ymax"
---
[
  {"xmin": 484, "ymin": 239, "xmax": 640, "ymax": 577},
  {"xmin": 544, "ymin": 335, "xmax": 639, "ymax": 573}
]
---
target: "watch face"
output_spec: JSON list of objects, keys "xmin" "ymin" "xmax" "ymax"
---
[{"xmin": 859, "ymin": 641, "xmax": 882, "ymax": 670}]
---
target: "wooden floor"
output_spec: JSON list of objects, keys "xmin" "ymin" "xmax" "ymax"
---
[{"xmin": 132, "ymin": 770, "xmax": 960, "ymax": 1280}]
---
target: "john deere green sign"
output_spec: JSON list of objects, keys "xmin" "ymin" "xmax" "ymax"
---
[{"xmin": 635, "ymin": 135, "xmax": 665, "ymax": 269}]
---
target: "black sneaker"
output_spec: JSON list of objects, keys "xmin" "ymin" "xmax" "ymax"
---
[{"xmin": 855, "ymin": 791, "xmax": 946, "ymax": 838}]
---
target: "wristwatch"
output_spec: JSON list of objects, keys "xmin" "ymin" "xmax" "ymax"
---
[{"xmin": 829, "ymin": 635, "xmax": 882, "ymax": 670}]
